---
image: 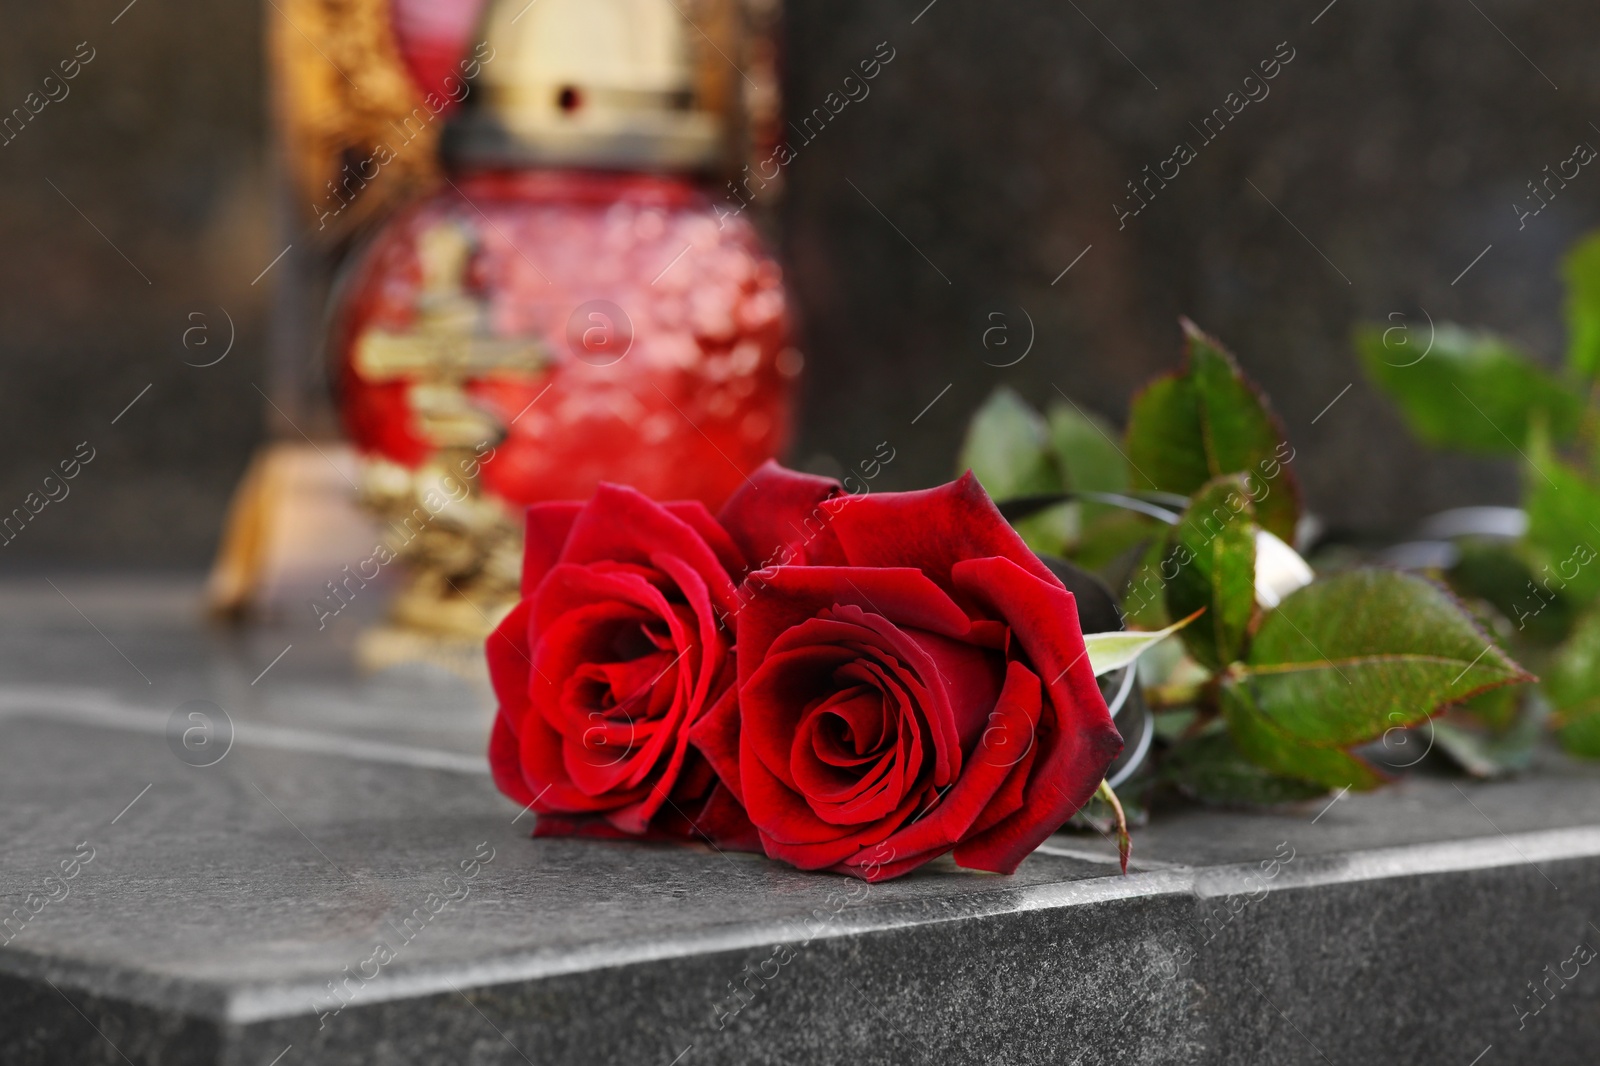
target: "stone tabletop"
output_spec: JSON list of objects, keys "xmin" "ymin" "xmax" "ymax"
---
[{"xmin": 3, "ymin": 575, "xmax": 1600, "ymax": 1065}]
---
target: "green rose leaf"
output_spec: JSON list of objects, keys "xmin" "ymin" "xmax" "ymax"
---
[
  {"xmin": 1048, "ymin": 401, "xmax": 1129, "ymax": 499},
  {"xmin": 1126, "ymin": 319, "xmax": 1300, "ymax": 542},
  {"xmin": 1222, "ymin": 683, "xmax": 1385, "ymax": 791},
  {"xmin": 1563, "ymin": 230, "xmax": 1600, "ymax": 380},
  {"xmin": 1548, "ymin": 604, "xmax": 1600, "ymax": 710},
  {"xmin": 1228, "ymin": 569, "xmax": 1533, "ymax": 749},
  {"xmin": 957, "ymin": 387, "xmax": 1060, "ymax": 501},
  {"xmin": 1558, "ymin": 701, "xmax": 1600, "ymax": 759},
  {"xmin": 1165, "ymin": 475, "xmax": 1258, "ymax": 671},
  {"xmin": 1546, "ymin": 605, "xmax": 1600, "ymax": 758},
  {"xmin": 1449, "ymin": 539, "xmax": 1575, "ymax": 647},
  {"xmin": 1160, "ymin": 731, "xmax": 1334, "ymax": 805},
  {"xmin": 1523, "ymin": 432, "xmax": 1600, "ymax": 606},
  {"xmin": 1455, "ymin": 681, "xmax": 1524, "ymax": 734},
  {"xmin": 1356, "ymin": 322, "xmax": 1581, "ymax": 454},
  {"xmin": 1122, "ymin": 536, "xmax": 1172, "ymax": 631},
  {"xmin": 1073, "ymin": 509, "xmax": 1159, "ymax": 580}
]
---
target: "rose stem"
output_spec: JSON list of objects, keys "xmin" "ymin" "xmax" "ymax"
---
[{"xmin": 1096, "ymin": 778, "xmax": 1132, "ymax": 875}]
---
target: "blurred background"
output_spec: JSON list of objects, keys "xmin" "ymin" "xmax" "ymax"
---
[{"xmin": 3, "ymin": 0, "xmax": 1597, "ymax": 578}]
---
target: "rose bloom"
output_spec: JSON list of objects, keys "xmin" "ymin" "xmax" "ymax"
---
[
  {"xmin": 487, "ymin": 484, "xmax": 753, "ymax": 838},
  {"xmin": 692, "ymin": 464, "xmax": 1123, "ymax": 881}
]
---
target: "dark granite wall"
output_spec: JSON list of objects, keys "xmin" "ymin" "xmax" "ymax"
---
[
  {"xmin": 0, "ymin": 0, "xmax": 271, "ymax": 565},
  {"xmin": 782, "ymin": 0, "xmax": 1600, "ymax": 532},
  {"xmin": 3, "ymin": 0, "xmax": 1598, "ymax": 564}
]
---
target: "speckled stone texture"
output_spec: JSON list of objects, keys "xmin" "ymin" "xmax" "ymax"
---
[{"xmin": 2, "ymin": 576, "xmax": 1600, "ymax": 1064}]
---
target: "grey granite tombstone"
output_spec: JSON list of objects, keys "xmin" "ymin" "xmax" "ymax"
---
[{"xmin": 4, "ymin": 575, "xmax": 1600, "ymax": 1064}]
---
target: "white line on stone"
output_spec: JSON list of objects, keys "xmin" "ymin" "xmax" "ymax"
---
[
  {"xmin": 1453, "ymin": 784, "xmax": 1562, "ymax": 894},
  {"xmin": 251, "ymin": 644, "xmax": 293, "ymax": 686},
  {"xmin": 266, "ymin": 1045, "xmax": 293, "ymax": 1066},
  {"xmin": 1311, "ymin": 785, "xmax": 1351, "ymax": 824},
  {"xmin": 511, "ymin": 785, "xmax": 554, "ymax": 824},
  {"xmin": 1466, "ymin": 1045, "xmax": 1492, "ymax": 1066},
  {"xmin": 44, "ymin": 579, "xmax": 152, "ymax": 684},
  {"xmin": 111, "ymin": 783, "xmax": 152, "ymax": 825},
  {"xmin": 1033, "ymin": 840, "xmax": 1183, "ymax": 870},
  {"xmin": 0, "ymin": 691, "xmax": 490, "ymax": 775},
  {"xmin": 218, "ymin": 826, "xmax": 1600, "ymax": 1023}
]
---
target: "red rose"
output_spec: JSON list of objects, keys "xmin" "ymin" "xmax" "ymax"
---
[
  {"xmin": 691, "ymin": 467, "xmax": 1123, "ymax": 881},
  {"xmin": 487, "ymin": 484, "xmax": 751, "ymax": 838}
]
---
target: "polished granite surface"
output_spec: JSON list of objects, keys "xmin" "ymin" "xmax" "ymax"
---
[{"xmin": 4, "ymin": 575, "xmax": 1600, "ymax": 1064}]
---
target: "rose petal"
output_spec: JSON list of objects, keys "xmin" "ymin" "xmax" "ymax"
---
[
  {"xmin": 825, "ymin": 605, "xmax": 1002, "ymax": 784},
  {"xmin": 521, "ymin": 502, "xmax": 584, "ymax": 598},
  {"xmin": 488, "ymin": 600, "xmax": 535, "ymax": 738},
  {"xmin": 834, "ymin": 661, "xmax": 1043, "ymax": 880},
  {"xmin": 695, "ymin": 782, "xmax": 763, "ymax": 852},
  {"xmin": 716, "ymin": 460, "xmax": 847, "ymax": 573},
  {"xmin": 531, "ymin": 562, "xmax": 674, "ymax": 636},
  {"xmin": 743, "ymin": 635, "xmax": 860, "ymax": 790},
  {"xmin": 664, "ymin": 500, "xmax": 748, "ymax": 580},
  {"xmin": 532, "ymin": 599, "xmax": 659, "ymax": 734},
  {"xmin": 688, "ymin": 683, "xmax": 744, "ymax": 804},
  {"xmin": 559, "ymin": 484, "xmax": 741, "ymax": 615},
  {"xmin": 488, "ymin": 714, "xmax": 537, "ymax": 808},
  {"xmin": 951, "ymin": 556, "xmax": 1123, "ymax": 874},
  {"xmin": 792, "ymin": 688, "xmax": 906, "ymax": 825},
  {"xmin": 602, "ymin": 717, "xmax": 700, "ymax": 834},
  {"xmin": 745, "ymin": 745, "xmax": 927, "ymax": 869},
  {"xmin": 822, "ymin": 472, "xmax": 1061, "ymax": 601},
  {"xmin": 735, "ymin": 567, "xmax": 973, "ymax": 687},
  {"xmin": 651, "ymin": 550, "xmax": 728, "ymax": 729},
  {"xmin": 518, "ymin": 686, "xmax": 634, "ymax": 813}
]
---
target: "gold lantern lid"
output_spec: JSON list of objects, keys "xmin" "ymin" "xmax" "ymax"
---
[{"xmin": 443, "ymin": 0, "xmax": 741, "ymax": 172}]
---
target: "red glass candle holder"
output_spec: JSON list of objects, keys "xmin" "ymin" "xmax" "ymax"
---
[{"xmin": 333, "ymin": 167, "xmax": 798, "ymax": 511}]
